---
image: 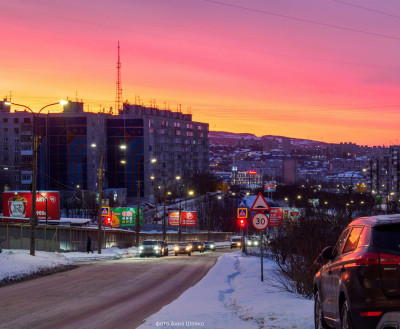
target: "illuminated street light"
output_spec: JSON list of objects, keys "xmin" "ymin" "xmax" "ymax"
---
[{"xmin": 6, "ymin": 100, "xmax": 68, "ymax": 256}]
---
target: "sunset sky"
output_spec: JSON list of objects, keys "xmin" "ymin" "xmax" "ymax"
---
[{"xmin": 1, "ymin": 0, "xmax": 400, "ymax": 146}]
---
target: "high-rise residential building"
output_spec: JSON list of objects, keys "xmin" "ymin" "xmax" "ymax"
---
[
  {"xmin": 368, "ymin": 146, "xmax": 400, "ymax": 199},
  {"xmin": 0, "ymin": 100, "xmax": 209, "ymax": 202}
]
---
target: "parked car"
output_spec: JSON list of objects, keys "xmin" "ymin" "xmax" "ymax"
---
[
  {"xmin": 139, "ymin": 240, "xmax": 165, "ymax": 258},
  {"xmin": 191, "ymin": 241, "xmax": 204, "ymax": 253},
  {"xmin": 174, "ymin": 242, "xmax": 193, "ymax": 256},
  {"xmin": 231, "ymin": 237, "xmax": 242, "ymax": 249},
  {"xmin": 313, "ymin": 215, "xmax": 400, "ymax": 329},
  {"xmin": 203, "ymin": 241, "xmax": 216, "ymax": 251}
]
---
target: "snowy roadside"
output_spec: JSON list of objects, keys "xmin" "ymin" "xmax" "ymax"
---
[
  {"xmin": 0, "ymin": 243, "xmax": 315, "ymax": 329},
  {"xmin": 138, "ymin": 251, "xmax": 314, "ymax": 329}
]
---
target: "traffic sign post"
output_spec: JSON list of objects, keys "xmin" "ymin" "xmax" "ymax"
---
[{"xmin": 251, "ymin": 193, "xmax": 271, "ymax": 282}]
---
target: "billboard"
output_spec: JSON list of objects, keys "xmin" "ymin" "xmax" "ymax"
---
[
  {"xmin": 168, "ymin": 211, "xmax": 197, "ymax": 226},
  {"xmin": 264, "ymin": 181, "xmax": 277, "ymax": 192},
  {"xmin": 110, "ymin": 207, "xmax": 143, "ymax": 227},
  {"xmin": 269, "ymin": 207, "xmax": 283, "ymax": 227},
  {"xmin": 2, "ymin": 191, "xmax": 60, "ymax": 220}
]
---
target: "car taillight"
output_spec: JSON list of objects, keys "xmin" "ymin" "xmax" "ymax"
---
[
  {"xmin": 356, "ymin": 252, "xmax": 400, "ymax": 265},
  {"xmin": 356, "ymin": 253, "xmax": 380, "ymax": 265},
  {"xmin": 379, "ymin": 253, "xmax": 400, "ymax": 265},
  {"xmin": 360, "ymin": 311, "xmax": 382, "ymax": 317}
]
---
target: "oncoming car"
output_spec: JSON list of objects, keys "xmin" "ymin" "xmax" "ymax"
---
[
  {"xmin": 191, "ymin": 241, "xmax": 204, "ymax": 253},
  {"xmin": 246, "ymin": 237, "xmax": 259, "ymax": 247},
  {"xmin": 139, "ymin": 240, "xmax": 166, "ymax": 258},
  {"xmin": 231, "ymin": 237, "xmax": 242, "ymax": 249},
  {"xmin": 203, "ymin": 241, "xmax": 216, "ymax": 251},
  {"xmin": 174, "ymin": 242, "xmax": 193, "ymax": 256}
]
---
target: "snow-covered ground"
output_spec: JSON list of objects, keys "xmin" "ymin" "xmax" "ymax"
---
[{"xmin": 0, "ymin": 247, "xmax": 314, "ymax": 328}]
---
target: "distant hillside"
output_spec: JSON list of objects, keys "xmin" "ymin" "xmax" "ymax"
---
[{"xmin": 209, "ymin": 131, "xmax": 327, "ymax": 147}]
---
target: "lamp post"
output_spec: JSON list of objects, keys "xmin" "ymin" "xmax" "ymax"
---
[
  {"xmin": 5, "ymin": 100, "xmax": 67, "ymax": 256},
  {"xmin": 135, "ymin": 158, "xmax": 156, "ymax": 246},
  {"xmin": 175, "ymin": 176, "xmax": 182, "ymax": 241}
]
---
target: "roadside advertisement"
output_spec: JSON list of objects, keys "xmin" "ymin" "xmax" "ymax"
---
[
  {"xmin": 2, "ymin": 191, "xmax": 60, "ymax": 220},
  {"xmin": 110, "ymin": 207, "xmax": 143, "ymax": 227},
  {"xmin": 168, "ymin": 211, "xmax": 197, "ymax": 226},
  {"xmin": 264, "ymin": 181, "xmax": 277, "ymax": 192},
  {"xmin": 283, "ymin": 207, "xmax": 305, "ymax": 221},
  {"xmin": 269, "ymin": 208, "xmax": 283, "ymax": 227}
]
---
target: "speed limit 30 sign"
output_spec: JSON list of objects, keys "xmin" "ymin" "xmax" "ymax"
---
[{"xmin": 251, "ymin": 212, "xmax": 269, "ymax": 230}]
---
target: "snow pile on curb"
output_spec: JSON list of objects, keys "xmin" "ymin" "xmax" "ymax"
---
[{"xmin": 0, "ymin": 250, "xmax": 73, "ymax": 285}]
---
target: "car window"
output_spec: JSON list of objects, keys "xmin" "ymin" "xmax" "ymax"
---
[
  {"xmin": 372, "ymin": 224, "xmax": 400, "ymax": 252},
  {"xmin": 333, "ymin": 228, "xmax": 351, "ymax": 257},
  {"xmin": 143, "ymin": 241, "xmax": 157, "ymax": 245},
  {"xmin": 357, "ymin": 226, "xmax": 370, "ymax": 247},
  {"xmin": 342, "ymin": 226, "xmax": 363, "ymax": 254}
]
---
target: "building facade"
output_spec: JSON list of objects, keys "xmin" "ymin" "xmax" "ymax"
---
[{"xmin": 0, "ymin": 100, "xmax": 209, "ymax": 202}]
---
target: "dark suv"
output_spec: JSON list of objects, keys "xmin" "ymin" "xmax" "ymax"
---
[{"xmin": 314, "ymin": 215, "xmax": 400, "ymax": 329}]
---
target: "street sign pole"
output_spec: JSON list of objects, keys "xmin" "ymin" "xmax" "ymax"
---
[{"xmin": 260, "ymin": 229, "xmax": 263, "ymax": 282}]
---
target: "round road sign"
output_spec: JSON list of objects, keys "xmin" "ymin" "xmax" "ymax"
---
[{"xmin": 251, "ymin": 212, "xmax": 269, "ymax": 230}]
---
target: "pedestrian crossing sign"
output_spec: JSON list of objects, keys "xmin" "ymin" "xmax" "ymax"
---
[
  {"xmin": 238, "ymin": 199, "xmax": 246, "ymax": 207},
  {"xmin": 101, "ymin": 206, "xmax": 110, "ymax": 216},
  {"xmin": 237, "ymin": 207, "xmax": 248, "ymax": 218}
]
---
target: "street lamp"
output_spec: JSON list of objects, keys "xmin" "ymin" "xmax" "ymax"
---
[
  {"xmin": 5, "ymin": 100, "xmax": 67, "ymax": 256},
  {"xmin": 135, "ymin": 158, "xmax": 156, "ymax": 246}
]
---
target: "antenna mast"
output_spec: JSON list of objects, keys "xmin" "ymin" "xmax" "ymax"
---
[{"xmin": 115, "ymin": 41, "xmax": 122, "ymax": 115}]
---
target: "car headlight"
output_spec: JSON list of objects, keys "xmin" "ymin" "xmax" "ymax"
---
[
  {"xmin": 139, "ymin": 246, "xmax": 143, "ymax": 250},
  {"xmin": 238, "ymin": 242, "xmax": 241, "ymax": 246},
  {"xmin": 254, "ymin": 241, "xmax": 259, "ymax": 246},
  {"xmin": 198, "ymin": 246, "xmax": 201, "ymax": 249},
  {"xmin": 154, "ymin": 246, "xmax": 159, "ymax": 251},
  {"xmin": 174, "ymin": 246, "xmax": 179, "ymax": 251},
  {"xmin": 210, "ymin": 244, "xmax": 215, "ymax": 248}
]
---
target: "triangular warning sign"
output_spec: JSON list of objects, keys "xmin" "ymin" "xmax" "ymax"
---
[{"xmin": 250, "ymin": 193, "xmax": 270, "ymax": 211}]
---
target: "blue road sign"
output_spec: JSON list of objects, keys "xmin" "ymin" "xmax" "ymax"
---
[{"xmin": 238, "ymin": 199, "xmax": 246, "ymax": 207}]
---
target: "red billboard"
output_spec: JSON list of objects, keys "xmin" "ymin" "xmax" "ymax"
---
[
  {"xmin": 2, "ymin": 191, "xmax": 60, "ymax": 220},
  {"xmin": 269, "ymin": 208, "xmax": 283, "ymax": 227},
  {"xmin": 168, "ymin": 211, "xmax": 197, "ymax": 226}
]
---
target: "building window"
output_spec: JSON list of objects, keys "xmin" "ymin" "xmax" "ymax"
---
[
  {"xmin": 3, "ymin": 137, "xmax": 8, "ymax": 142},
  {"xmin": 3, "ymin": 118, "xmax": 8, "ymax": 123},
  {"xmin": 23, "ymin": 118, "xmax": 31, "ymax": 123},
  {"xmin": 14, "ymin": 128, "xmax": 19, "ymax": 134},
  {"xmin": 14, "ymin": 138, "xmax": 19, "ymax": 143},
  {"xmin": 14, "ymin": 146, "xmax": 18, "ymax": 152},
  {"xmin": 3, "ymin": 146, "xmax": 8, "ymax": 151},
  {"xmin": 14, "ymin": 118, "xmax": 19, "ymax": 124}
]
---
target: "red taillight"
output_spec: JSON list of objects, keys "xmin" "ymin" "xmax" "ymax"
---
[
  {"xmin": 379, "ymin": 253, "xmax": 400, "ymax": 265},
  {"xmin": 360, "ymin": 311, "xmax": 382, "ymax": 317},
  {"xmin": 356, "ymin": 252, "xmax": 400, "ymax": 266},
  {"xmin": 355, "ymin": 253, "xmax": 379, "ymax": 265}
]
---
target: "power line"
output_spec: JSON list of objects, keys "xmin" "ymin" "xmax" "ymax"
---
[
  {"xmin": 200, "ymin": 0, "xmax": 400, "ymax": 41},
  {"xmin": 331, "ymin": 0, "xmax": 400, "ymax": 20}
]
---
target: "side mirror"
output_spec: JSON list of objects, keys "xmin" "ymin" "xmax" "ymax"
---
[{"xmin": 321, "ymin": 246, "xmax": 334, "ymax": 260}]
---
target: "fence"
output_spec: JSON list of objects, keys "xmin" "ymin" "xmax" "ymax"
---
[{"xmin": 0, "ymin": 223, "xmax": 232, "ymax": 252}]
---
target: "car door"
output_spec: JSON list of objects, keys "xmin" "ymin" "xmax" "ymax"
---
[
  {"xmin": 322, "ymin": 227, "xmax": 351, "ymax": 319},
  {"xmin": 329, "ymin": 226, "xmax": 364, "ymax": 321}
]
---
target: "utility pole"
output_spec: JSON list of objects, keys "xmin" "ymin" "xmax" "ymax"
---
[
  {"xmin": 207, "ymin": 194, "xmax": 211, "ymax": 241},
  {"xmin": 135, "ymin": 178, "xmax": 141, "ymax": 246},
  {"xmin": 30, "ymin": 115, "xmax": 39, "ymax": 256},
  {"xmin": 97, "ymin": 154, "xmax": 103, "ymax": 254},
  {"xmin": 162, "ymin": 186, "xmax": 167, "ymax": 242}
]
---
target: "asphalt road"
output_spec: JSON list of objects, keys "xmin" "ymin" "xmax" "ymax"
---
[{"xmin": 0, "ymin": 249, "xmax": 228, "ymax": 329}]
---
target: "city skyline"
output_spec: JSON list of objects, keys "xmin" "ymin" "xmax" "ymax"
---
[{"xmin": 1, "ymin": 0, "xmax": 400, "ymax": 146}]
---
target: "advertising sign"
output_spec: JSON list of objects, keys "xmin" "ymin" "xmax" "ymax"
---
[
  {"xmin": 264, "ymin": 181, "xmax": 277, "ymax": 192},
  {"xmin": 168, "ymin": 211, "xmax": 197, "ymax": 226},
  {"xmin": 2, "ymin": 191, "xmax": 60, "ymax": 220},
  {"xmin": 269, "ymin": 208, "xmax": 283, "ymax": 227},
  {"xmin": 283, "ymin": 207, "xmax": 305, "ymax": 221},
  {"xmin": 110, "ymin": 207, "xmax": 143, "ymax": 227}
]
